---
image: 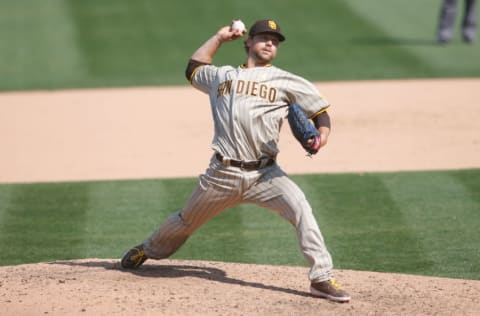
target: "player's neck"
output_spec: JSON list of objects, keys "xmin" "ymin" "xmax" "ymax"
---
[{"xmin": 245, "ymin": 59, "xmax": 272, "ymax": 68}]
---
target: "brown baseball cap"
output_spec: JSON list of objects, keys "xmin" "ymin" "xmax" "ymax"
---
[{"xmin": 248, "ymin": 19, "xmax": 285, "ymax": 42}]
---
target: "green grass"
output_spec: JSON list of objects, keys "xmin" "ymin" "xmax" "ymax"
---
[
  {"xmin": 1, "ymin": 0, "xmax": 479, "ymax": 281},
  {"xmin": 0, "ymin": 0, "xmax": 479, "ymax": 91},
  {"xmin": 1, "ymin": 169, "xmax": 479, "ymax": 280}
]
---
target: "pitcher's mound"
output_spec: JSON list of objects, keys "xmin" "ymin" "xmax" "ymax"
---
[{"xmin": 1, "ymin": 259, "xmax": 479, "ymax": 315}]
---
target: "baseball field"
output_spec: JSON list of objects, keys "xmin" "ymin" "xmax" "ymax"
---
[{"xmin": 1, "ymin": 1, "xmax": 480, "ymax": 315}]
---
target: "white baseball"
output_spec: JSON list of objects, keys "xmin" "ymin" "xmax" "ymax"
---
[{"xmin": 231, "ymin": 19, "xmax": 246, "ymax": 32}]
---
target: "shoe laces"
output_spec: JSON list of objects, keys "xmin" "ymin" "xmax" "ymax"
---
[
  {"xmin": 132, "ymin": 249, "xmax": 145, "ymax": 261},
  {"xmin": 329, "ymin": 279, "xmax": 342, "ymax": 290}
]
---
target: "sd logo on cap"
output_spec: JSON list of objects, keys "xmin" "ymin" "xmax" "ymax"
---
[{"xmin": 248, "ymin": 19, "xmax": 286, "ymax": 42}]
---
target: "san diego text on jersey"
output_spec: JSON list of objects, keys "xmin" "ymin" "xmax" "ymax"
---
[{"xmin": 217, "ymin": 79, "xmax": 277, "ymax": 103}]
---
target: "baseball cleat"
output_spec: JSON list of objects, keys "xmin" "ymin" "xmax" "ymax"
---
[
  {"xmin": 120, "ymin": 244, "xmax": 148, "ymax": 269},
  {"xmin": 310, "ymin": 279, "xmax": 351, "ymax": 302}
]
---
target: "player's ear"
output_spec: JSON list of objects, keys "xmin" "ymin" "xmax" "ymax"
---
[{"xmin": 244, "ymin": 37, "xmax": 252, "ymax": 53}]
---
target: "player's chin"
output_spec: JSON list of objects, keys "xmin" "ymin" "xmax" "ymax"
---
[{"xmin": 257, "ymin": 53, "xmax": 275, "ymax": 63}]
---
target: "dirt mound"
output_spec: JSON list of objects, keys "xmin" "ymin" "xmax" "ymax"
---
[{"xmin": 1, "ymin": 259, "xmax": 479, "ymax": 316}]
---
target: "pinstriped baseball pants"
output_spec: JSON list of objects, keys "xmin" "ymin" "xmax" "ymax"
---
[{"xmin": 144, "ymin": 155, "xmax": 334, "ymax": 282}]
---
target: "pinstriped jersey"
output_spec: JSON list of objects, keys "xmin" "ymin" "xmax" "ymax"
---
[{"xmin": 191, "ymin": 64, "xmax": 330, "ymax": 161}]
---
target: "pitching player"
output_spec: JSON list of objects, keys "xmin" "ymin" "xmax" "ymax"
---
[{"xmin": 121, "ymin": 19, "xmax": 351, "ymax": 302}]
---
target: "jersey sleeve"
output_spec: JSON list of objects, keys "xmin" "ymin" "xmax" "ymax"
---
[
  {"xmin": 190, "ymin": 64, "xmax": 219, "ymax": 94},
  {"xmin": 286, "ymin": 75, "xmax": 330, "ymax": 118}
]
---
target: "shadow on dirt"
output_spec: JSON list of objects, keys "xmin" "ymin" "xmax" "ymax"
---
[{"xmin": 50, "ymin": 259, "xmax": 312, "ymax": 298}]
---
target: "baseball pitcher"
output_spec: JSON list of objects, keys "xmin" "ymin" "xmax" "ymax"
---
[{"xmin": 121, "ymin": 19, "xmax": 351, "ymax": 302}]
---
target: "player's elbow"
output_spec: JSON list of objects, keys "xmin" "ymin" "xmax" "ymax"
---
[{"xmin": 319, "ymin": 127, "xmax": 330, "ymax": 148}]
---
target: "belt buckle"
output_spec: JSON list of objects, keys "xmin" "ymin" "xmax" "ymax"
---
[{"xmin": 221, "ymin": 156, "xmax": 231, "ymax": 167}]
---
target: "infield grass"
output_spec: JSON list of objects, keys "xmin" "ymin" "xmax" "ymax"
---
[
  {"xmin": 1, "ymin": 0, "xmax": 479, "ymax": 91},
  {"xmin": 1, "ymin": 169, "xmax": 479, "ymax": 280}
]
